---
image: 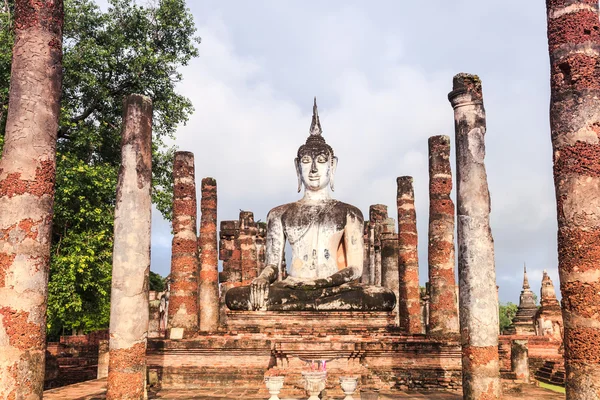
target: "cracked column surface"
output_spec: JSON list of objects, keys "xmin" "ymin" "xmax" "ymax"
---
[
  {"xmin": 0, "ymin": 1, "xmax": 64, "ymax": 398},
  {"xmin": 448, "ymin": 73, "xmax": 500, "ymax": 400},
  {"xmin": 106, "ymin": 94, "xmax": 152, "ymax": 400},
  {"xmin": 427, "ymin": 135, "xmax": 459, "ymax": 338},
  {"xmin": 397, "ymin": 176, "xmax": 423, "ymax": 334},
  {"xmin": 546, "ymin": 1, "xmax": 600, "ymax": 397},
  {"xmin": 199, "ymin": 177, "xmax": 219, "ymax": 332},
  {"xmin": 167, "ymin": 151, "xmax": 199, "ymax": 338}
]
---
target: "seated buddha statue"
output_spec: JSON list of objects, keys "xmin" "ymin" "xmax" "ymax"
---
[{"xmin": 225, "ymin": 99, "xmax": 396, "ymax": 312}]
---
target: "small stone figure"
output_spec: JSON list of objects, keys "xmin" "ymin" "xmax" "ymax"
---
[{"xmin": 226, "ymin": 99, "xmax": 395, "ymax": 311}]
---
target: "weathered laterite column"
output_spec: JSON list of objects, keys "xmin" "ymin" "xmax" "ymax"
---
[
  {"xmin": 427, "ymin": 135, "xmax": 459, "ymax": 337},
  {"xmin": 511, "ymin": 339, "xmax": 530, "ymax": 383},
  {"xmin": 167, "ymin": 151, "xmax": 199, "ymax": 339},
  {"xmin": 546, "ymin": 1, "xmax": 600, "ymax": 397},
  {"xmin": 199, "ymin": 177, "xmax": 219, "ymax": 332},
  {"xmin": 397, "ymin": 176, "xmax": 423, "ymax": 334},
  {"xmin": 448, "ymin": 74, "xmax": 500, "ymax": 399},
  {"xmin": 107, "ymin": 94, "xmax": 152, "ymax": 400},
  {"xmin": 0, "ymin": 1, "xmax": 64, "ymax": 398}
]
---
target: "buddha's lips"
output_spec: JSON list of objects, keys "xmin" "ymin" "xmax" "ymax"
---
[{"xmin": 309, "ymin": 175, "xmax": 320, "ymax": 181}]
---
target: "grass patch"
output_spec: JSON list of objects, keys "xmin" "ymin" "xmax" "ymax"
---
[{"xmin": 538, "ymin": 381, "xmax": 566, "ymax": 394}]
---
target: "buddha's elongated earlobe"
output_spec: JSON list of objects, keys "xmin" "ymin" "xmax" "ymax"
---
[
  {"xmin": 330, "ymin": 156, "xmax": 338, "ymax": 191},
  {"xmin": 295, "ymin": 158, "xmax": 302, "ymax": 193}
]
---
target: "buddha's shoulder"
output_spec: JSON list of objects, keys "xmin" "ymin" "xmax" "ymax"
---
[
  {"xmin": 266, "ymin": 202, "xmax": 296, "ymax": 218},
  {"xmin": 266, "ymin": 200, "xmax": 364, "ymax": 221},
  {"xmin": 331, "ymin": 201, "xmax": 364, "ymax": 220}
]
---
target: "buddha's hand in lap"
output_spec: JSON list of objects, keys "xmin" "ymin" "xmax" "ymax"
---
[
  {"xmin": 249, "ymin": 276, "xmax": 270, "ymax": 310},
  {"xmin": 273, "ymin": 276, "xmax": 332, "ymax": 290}
]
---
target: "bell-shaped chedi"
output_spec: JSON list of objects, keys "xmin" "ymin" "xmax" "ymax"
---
[
  {"xmin": 507, "ymin": 265, "xmax": 538, "ymax": 335},
  {"xmin": 534, "ymin": 270, "xmax": 563, "ymax": 341}
]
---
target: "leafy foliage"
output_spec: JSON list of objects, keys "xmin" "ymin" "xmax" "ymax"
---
[
  {"xmin": 149, "ymin": 271, "xmax": 166, "ymax": 292},
  {"xmin": 47, "ymin": 155, "xmax": 117, "ymax": 338},
  {"xmin": 0, "ymin": 0, "xmax": 13, "ymax": 148},
  {"xmin": 499, "ymin": 302, "xmax": 518, "ymax": 333},
  {"xmin": 0, "ymin": 0, "xmax": 199, "ymax": 334}
]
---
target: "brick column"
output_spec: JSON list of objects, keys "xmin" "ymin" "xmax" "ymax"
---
[
  {"xmin": 449, "ymin": 74, "xmax": 500, "ymax": 399},
  {"xmin": 219, "ymin": 220, "xmax": 241, "ymax": 283},
  {"xmin": 397, "ymin": 176, "xmax": 423, "ymax": 334},
  {"xmin": 427, "ymin": 135, "xmax": 459, "ymax": 337},
  {"xmin": 546, "ymin": 1, "xmax": 600, "ymax": 396},
  {"xmin": 167, "ymin": 151, "xmax": 199, "ymax": 339},
  {"xmin": 256, "ymin": 221, "xmax": 267, "ymax": 274},
  {"xmin": 239, "ymin": 211, "xmax": 259, "ymax": 282},
  {"xmin": 0, "ymin": 1, "xmax": 64, "ymax": 397},
  {"xmin": 368, "ymin": 225, "xmax": 376, "ymax": 284},
  {"xmin": 381, "ymin": 230, "xmax": 400, "ymax": 326},
  {"xmin": 370, "ymin": 204, "xmax": 387, "ymax": 286},
  {"xmin": 199, "ymin": 178, "xmax": 219, "ymax": 332},
  {"xmin": 107, "ymin": 94, "xmax": 152, "ymax": 400}
]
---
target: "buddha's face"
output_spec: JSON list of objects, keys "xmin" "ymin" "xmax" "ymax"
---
[{"xmin": 296, "ymin": 151, "xmax": 337, "ymax": 192}]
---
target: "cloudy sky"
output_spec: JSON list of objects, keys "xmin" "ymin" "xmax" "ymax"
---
[{"xmin": 140, "ymin": 0, "xmax": 559, "ymax": 305}]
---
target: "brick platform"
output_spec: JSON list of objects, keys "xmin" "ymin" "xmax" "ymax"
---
[
  {"xmin": 226, "ymin": 311, "xmax": 396, "ymax": 333},
  {"xmin": 147, "ymin": 311, "xmax": 463, "ymax": 397},
  {"xmin": 43, "ymin": 379, "xmax": 564, "ymax": 399}
]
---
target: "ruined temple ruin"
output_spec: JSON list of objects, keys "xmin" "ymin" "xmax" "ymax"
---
[{"xmin": 3, "ymin": 1, "xmax": 600, "ymax": 398}]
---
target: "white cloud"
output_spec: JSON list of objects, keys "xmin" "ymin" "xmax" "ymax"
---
[{"xmin": 150, "ymin": 1, "xmax": 560, "ymax": 305}]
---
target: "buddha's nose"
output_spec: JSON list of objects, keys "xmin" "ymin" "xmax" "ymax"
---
[{"xmin": 310, "ymin": 160, "xmax": 318, "ymax": 173}]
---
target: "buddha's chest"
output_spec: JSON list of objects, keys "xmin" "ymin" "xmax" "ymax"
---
[
  {"xmin": 282, "ymin": 205, "xmax": 346, "ymax": 247},
  {"xmin": 281, "ymin": 207, "xmax": 346, "ymax": 278}
]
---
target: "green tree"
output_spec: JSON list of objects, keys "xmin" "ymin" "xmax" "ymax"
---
[
  {"xmin": 499, "ymin": 302, "xmax": 518, "ymax": 333},
  {"xmin": 0, "ymin": 0, "xmax": 199, "ymax": 337},
  {"xmin": 149, "ymin": 271, "xmax": 166, "ymax": 292}
]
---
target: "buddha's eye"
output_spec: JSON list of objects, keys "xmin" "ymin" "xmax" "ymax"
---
[
  {"xmin": 301, "ymin": 156, "xmax": 311, "ymax": 164},
  {"xmin": 316, "ymin": 154, "xmax": 327, "ymax": 163}
]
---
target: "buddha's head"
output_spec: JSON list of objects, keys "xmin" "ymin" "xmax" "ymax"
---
[{"xmin": 295, "ymin": 99, "xmax": 338, "ymax": 193}]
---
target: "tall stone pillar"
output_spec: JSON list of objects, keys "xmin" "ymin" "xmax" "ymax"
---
[
  {"xmin": 448, "ymin": 74, "xmax": 500, "ymax": 399},
  {"xmin": 107, "ymin": 94, "xmax": 153, "ymax": 400},
  {"xmin": 427, "ymin": 135, "xmax": 459, "ymax": 337},
  {"xmin": 167, "ymin": 151, "xmax": 199, "ymax": 339},
  {"xmin": 511, "ymin": 339, "xmax": 530, "ymax": 383},
  {"xmin": 397, "ymin": 176, "xmax": 423, "ymax": 334},
  {"xmin": 0, "ymin": 1, "xmax": 64, "ymax": 398},
  {"xmin": 199, "ymin": 178, "xmax": 219, "ymax": 332},
  {"xmin": 546, "ymin": 1, "xmax": 600, "ymax": 397}
]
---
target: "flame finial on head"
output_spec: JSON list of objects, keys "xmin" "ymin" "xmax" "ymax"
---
[
  {"xmin": 297, "ymin": 97, "xmax": 334, "ymax": 159},
  {"xmin": 309, "ymin": 97, "xmax": 322, "ymax": 136}
]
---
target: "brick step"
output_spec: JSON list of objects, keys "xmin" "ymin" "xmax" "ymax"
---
[
  {"xmin": 535, "ymin": 370, "xmax": 553, "ymax": 379},
  {"xmin": 57, "ymin": 358, "xmax": 97, "ymax": 367},
  {"xmin": 501, "ymin": 371, "xmax": 517, "ymax": 380}
]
